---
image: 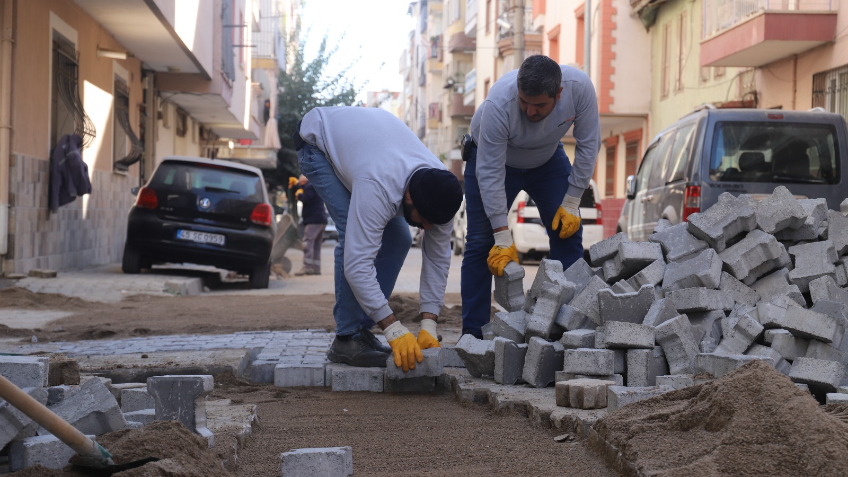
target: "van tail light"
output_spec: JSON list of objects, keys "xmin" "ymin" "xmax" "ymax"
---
[
  {"xmin": 250, "ymin": 203, "xmax": 273, "ymax": 226},
  {"xmin": 683, "ymin": 185, "xmax": 701, "ymax": 222},
  {"xmin": 516, "ymin": 201, "xmax": 526, "ymax": 224},
  {"xmin": 135, "ymin": 187, "xmax": 158, "ymax": 209},
  {"xmin": 596, "ymin": 202, "xmax": 603, "ymax": 227}
]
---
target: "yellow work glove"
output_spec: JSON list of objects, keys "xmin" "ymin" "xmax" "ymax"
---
[
  {"xmin": 295, "ymin": 188, "xmax": 304, "ymax": 198},
  {"xmin": 384, "ymin": 321, "xmax": 423, "ymax": 372},
  {"xmin": 417, "ymin": 318, "xmax": 441, "ymax": 349},
  {"xmin": 487, "ymin": 229, "xmax": 518, "ymax": 276},
  {"xmin": 288, "ymin": 177, "xmax": 298, "ymax": 189},
  {"xmin": 552, "ymin": 194, "xmax": 582, "ymax": 239}
]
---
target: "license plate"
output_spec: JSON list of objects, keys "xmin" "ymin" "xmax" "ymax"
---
[{"xmin": 176, "ymin": 229, "xmax": 225, "ymax": 246}]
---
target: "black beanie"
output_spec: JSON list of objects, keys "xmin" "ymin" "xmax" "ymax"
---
[{"xmin": 408, "ymin": 168, "xmax": 463, "ymax": 225}]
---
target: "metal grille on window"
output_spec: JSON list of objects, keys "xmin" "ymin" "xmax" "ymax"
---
[
  {"xmin": 53, "ymin": 36, "xmax": 95, "ymax": 149},
  {"xmin": 812, "ymin": 64, "xmax": 848, "ymax": 121},
  {"xmin": 113, "ymin": 79, "xmax": 143, "ymax": 172}
]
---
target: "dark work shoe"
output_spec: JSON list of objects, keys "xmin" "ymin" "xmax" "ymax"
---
[
  {"xmin": 360, "ymin": 328, "xmax": 392, "ymax": 354},
  {"xmin": 327, "ymin": 331, "xmax": 391, "ymax": 368}
]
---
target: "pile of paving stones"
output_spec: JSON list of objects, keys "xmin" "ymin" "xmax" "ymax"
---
[
  {"xmin": 0, "ymin": 355, "xmax": 213, "ymax": 473},
  {"xmin": 455, "ymin": 187, "xmax": 848, "ymax": 411}
]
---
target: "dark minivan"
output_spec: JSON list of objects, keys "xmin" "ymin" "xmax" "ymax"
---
[
  {"xmin": 618, "ymin": 107, "xmax": 848, "ymax": 241},
  {"xmin": 122, "ymin": 156, "xmax": 275, "ymax": 289}
]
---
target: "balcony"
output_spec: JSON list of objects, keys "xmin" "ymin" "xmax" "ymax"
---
[
  {"xmin": 449, "ymin": 31, "xmax": 476, "ymax": 53},
  {"xmin": 701, "ymin": 0, "xmax": 838, "ymax": 67},
  {"xmin": 449, "ymin": 93, "xmax": 475, "ymax": 117},
  {"xmin": 428, "ymin": 58, "xmax": 443, "ymax": 73},
  {"xmin": 464, "ymin": 69, "xmax": 476, "ymax": 106},
  {"xmin": 466, "ymin": 0, "xmax": 478, "ymax": 36}
]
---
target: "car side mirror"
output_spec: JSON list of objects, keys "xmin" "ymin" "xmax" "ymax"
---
[
  {"xmin": 131, "ymin": 187, "xmax": 139, "ymax": 196},
  {"xmin": 626, "ymin": 175, "xmax": 637, "ymax": 200}
]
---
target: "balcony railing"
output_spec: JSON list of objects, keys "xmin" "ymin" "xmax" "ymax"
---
[
  {"xmin": 703, "ymin": 0, "xmax": 838, "ymax": 39},
  {"xmin": 465, "ymin": 0, "xmax": 478, "ymax": 36},
  {"xmin": 498, "ymin": 6, "xmax": 535, "ymax": 40},
  {"xmin": 464, "ymin": 69, "xmax": 476, "ymax": 106}
]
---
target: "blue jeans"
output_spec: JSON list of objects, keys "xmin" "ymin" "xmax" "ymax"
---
[
  {"xmin": 298, "ymin": 144, "xmax": 412, "ymax": 336},
  {"xmin": 461, "ymin": 144, "xmax": 584, "ymax": 338}
]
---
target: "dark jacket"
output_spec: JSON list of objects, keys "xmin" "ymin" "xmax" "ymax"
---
[
  {"xmin": 49, "ymin": 134, "xmax": 92, "ymax": 213},
  {"xmin": 300, "ymin": 182, "xmax": 327, "ymax": 225}
]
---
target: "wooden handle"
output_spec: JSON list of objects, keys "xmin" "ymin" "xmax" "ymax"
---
[{"xmin": 0, "ymin": 374, "xmax": 94, "ymax": 456}]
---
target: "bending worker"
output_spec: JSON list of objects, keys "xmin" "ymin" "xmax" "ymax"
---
[
  {"xmin": 294, "ymin": 106, "xmax": 463, "ymax": 372},
  {"xmin": 461, "ymin": 55, "xmax": 601, "ymax": 339}
]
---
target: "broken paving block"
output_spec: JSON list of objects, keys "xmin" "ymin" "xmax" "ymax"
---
[
  {"xmin": 747, "ymin": 344, "xmax": 791, "ymax": 374},
  {"xmin": 41, "ymin": 378, "xmax": 126, "ymax": 437},
  {"xmin": 607, "ymin": 385, "xmax": 673, "ymax": 412},
  {"xmin": 555, "ymin": 378, "xmax": 615, "ymax": 409},
  {"xmin": 649, "ymin": 221, "xmax": 709, "ymax": 263},
  {"xmin": 695, "ymin": 353, "xmax": 773, "ymax": 378},
  {"xmin": 525, "ymin": 281, "xmax": 568, "ymax": 341},
  {"xmin": 1, "ymin": 387, "xmax": 47, "ymax": 449},
  {"xmin": 598, "ymin": 285, "xmax": 656, "ymax": 325},
  {"xmin": 827, "ymin": 210, "xmax": 848, "ymax": 256},
  {"xmin": 494, "ymin": 337, "xmax": 528, "ymax": 385},
  {"xmin": 494, "ymin": 261, "xmax": 525, "ymax": 312},
  {"xmin": 147, "ymin": 375, "xmax": 213, "ymax": 444},
  {"xmin": 686, "ymin": 310, "xmax": 724, "ymax": 352},
  {"xmin": 626, "ymin": 347, "xmax": 669, "ymax": 387},
  {"xmin": 715, "ymin": 312, "xmax": 763, "ymax": 355},
  {"xmin": 559, "ymin": 329, "xmax": 596, "ymax": 349},
  {"xmin": 718, "ymin": 229, "xmax": 790, "ymax": 285},
  {"xmin": 669, "ymin": 287, "xmax": 734, "ymax": 313},
  {"xmin": 753, "ymin": 185, "xmax": 806, "ymax": 234},
  {"xmin": 655, "ymin": 315, "xmax": 700, "ymax": 375},
  {"xmin": 280, "ymin": 447, "xmax": 353, "ymax": 477},
  {"xmin": 597, "ymin": 321, "xmax": 655, "ymax": 349},
  {"xmin": 662, "ymin": 248, "xmax": 723, "ymax": 292},
  {"xmin": 626, "ymin": 259, "xmax": 666, "ymax": 290},
  {"xmin": 491, "ymin": 310, "xmax": 527, "ymax": 342},
  {"xmin": 775, "ymin": 198, "xmax": 828, "ymax": 242},
  {"xmin": 454, "ymin": 334, "xmax": 496, "ymax": 377},
  {"xmin": 563, "ymin": 348, "xmax": 615, "ymax": 376},
  {"xmin": 751, "ymin": 268, "xmax": 805, "ymax": 305},
  {"xmin": 771, "ymin": 330, "xmax": 810, "ymax": 361},
  {"xmin": 788, "ymin": 357, "xmax": 847, "ymax": 394},
  {"xmin": 642, "ymin": 298, "xmax": 679, "ymax": 328},
  {"xmin": 719, "ymin": 271, "xmax": 760, "ymax": 307},
  {"xmin": 0, "ymin": 356, "xmax": 48, "ymax": 389},
  {"xmin": 687, "ymin": 192, "xmax": 757, "ymax": 252},
  {"xmin": 555, "ymin": 275, "xmax": 608, "ymax": 328},
  {"xmin": 788, "ymin": 241, "xmax": 838, "ymax": 292},
  {"xmin": 386, "ymin": 348, "xmax": 444, "ymax": 379},
  {"xmin": 809, "ymin": 275, "xmax": 848, "ymax": 306},
  {"xmin": 589, "ymin": 232, "xmax": 629, "ymax": 265},
  {"xmin": 603, "ymin": 242, "xmax": 663, "ymax": 283},
  {"xmin": 521, "ymin": 337, "xmax": 565, "ymax": 388}
]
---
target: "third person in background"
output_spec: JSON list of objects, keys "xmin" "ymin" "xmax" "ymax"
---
[
  {"xmin": 295, "ymin": 175, "xmax": 327, "ymax": 276},
  {"xmin": 460, "ymin": 55, "xmax": 602, "ymax": 339}
]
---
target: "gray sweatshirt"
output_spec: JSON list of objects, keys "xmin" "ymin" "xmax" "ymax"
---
[
  {"xmin": 299, "ymin": 106, "xmax": 452, "ymax": 322},
  {"xmin": 470, "ymin": 65, "xmax": 601, "ymax": 230}
]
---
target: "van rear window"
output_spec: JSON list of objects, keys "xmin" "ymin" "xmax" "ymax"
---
[
  {"xmin": 709, "ymin": 122, "xmax": 840, "ymax": 184},
  {"xmin": 150, "ymin": 161, "xmax": 264, "ymax": 200}
]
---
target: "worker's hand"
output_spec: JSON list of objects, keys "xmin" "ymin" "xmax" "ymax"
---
[
  {"xmin": 487, "ymin": 229, "xmax": 518, "ymax": 276},
  {"xmin": 552, "ymin": 194, "xmax": 582, "ymax": 239},
  {"xmin": 417, "ymin": 317, "xmax": 440, "ymax": 349},
  {"xmin": 288, "ymin": 177, "xmax": 298, "ymax": 189},
  {"xmin": 295, "ymin": 188, "xmax": 304, "ymax": 198},
  {"xmin": 384, "ymin": 321, "xmax": 423, "ymax": 372}
]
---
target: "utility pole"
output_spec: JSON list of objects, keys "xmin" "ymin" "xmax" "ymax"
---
[
  {"xmin": 584, "ymin": 0, "xmax": 591, "ymax": 78},
  {"xmin": 514, "ymin": 0, "xmax": 525, "ymax": 68}
]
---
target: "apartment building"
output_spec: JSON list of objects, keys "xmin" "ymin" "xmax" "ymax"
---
[{"xmin": 1, "ymin": 0, "xmax": 282, "ymax": 274}]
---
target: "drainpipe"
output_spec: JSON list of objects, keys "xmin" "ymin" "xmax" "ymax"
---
[
  {"xmin": 584, "ymin": 0, "xmax": 592, "ymax": 79},
  {"xmin": 791, "ymin": 55, "xmax": 798, "ymax": 110},
  {"xmin": 0, "ymin": 0, "xmax": 14, "ymax": 257}
]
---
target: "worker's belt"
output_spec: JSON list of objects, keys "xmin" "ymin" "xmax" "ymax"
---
[
  {"xmin": 292, "ymin": 120, "xmax": 306, "ymax": 151},
  {"xmin": 460, "ymin": 134, "xmax": 476, "ymax": 161}
]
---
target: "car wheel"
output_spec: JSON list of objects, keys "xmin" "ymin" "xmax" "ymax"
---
[
  {"xmin": 517, "ymin": 252, "xmax": 525, "ymax": 265},
  {"xmin": 249, "ymin": 262, "xmax": 271, "ymax": 289},
  {"xmin": 122, "ymin": 244, "xmax": 142, "ymax": 274}
]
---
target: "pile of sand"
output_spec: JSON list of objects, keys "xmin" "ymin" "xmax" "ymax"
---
[
  {"xmin": 592, "ymin": 361, "xmax": 848, "ymax": 476},
  {"xmin": 389, "ymin": 294, "xmax": 497, "ymax": 329},
  {"xmin": 9, "ymin": 421, "xmax": 234, "ymax": 477}
]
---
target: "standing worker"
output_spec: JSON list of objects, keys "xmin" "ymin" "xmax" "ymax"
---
[
  {"xmin": 461, "ymin": 55, "xmax": 601, "ymax": 339},
  {"xmin": 294, "ymin": 175, "xmax": 327, "ymax": 276},
  {"xmin": 294, "ymin": 107, "xmax": 463, "ymax": 372}
]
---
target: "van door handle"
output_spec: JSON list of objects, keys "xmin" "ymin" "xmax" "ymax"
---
[{"xmin": 641, "ymin": 195, "xmax": 653, "ymax": 203}]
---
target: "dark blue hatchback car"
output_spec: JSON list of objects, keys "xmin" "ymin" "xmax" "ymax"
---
[{"xmin": 122, "ymin": 156, "xmax": 275, "ymax": 289}]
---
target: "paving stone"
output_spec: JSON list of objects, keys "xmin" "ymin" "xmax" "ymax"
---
[
  {"xmin": 751, "ymin": 268, "xmax": 805, "ymax": 305},
  {"xmin": 686, "ymin": 310, "xmax": 725, "ymax": 352},
  {"xmin": 596, "ymin": 321, "xmax": 655, "ymax": 349},
  {"xmin": 563, "ymin": 348, "xmax": 615, "ymax": 376},
  {"xmin": 47, "ymin": 356, "xmax": 79, "ymax": 386},
  {"xmin": 274, "ymin": 364, "xmax": 325, "ymax": 387},
  {"xmin": 842, "ymin": 198, "xmax": 848, "ymax": 216},
  {"xmin": 655, "ymin": 315, "xmax": 700, "ymax": 374},
  {"xmin": 244, "ymin": 360, "xmax": 279, "ymax": 384},
  {"xmin": 8, "ymin": 434, "xmax": 95, "ymax": 471},
  {"xmin": 626, "ymin": 347, "xmax": 669, "ymax": 387},
  {"xmin": 719, "ymin": 271, "xmax": 760, "ymax": 307},
  {"xmin": 777, "ymin": 306, "xmax": 844, "ymax": 344},
  {"xmin": 562, "ymin": 258, "xmax": 597, "ymax": 294},
  {"xmin": 46, "ymin": 385, "xmax": 71, "ymax": 407},
  {"xmin": 649, "ymin": 221, "xmax": 709, "ymax": 263},
  {"xmin": 121, "ymin": 388, "xmax": 155, "ymax": 412},
  {"xmin": 441, "ymin": 346, "xmax": 465, "ymax": 368},
  {"xmin": 331, "ymin": 367, "xmax": 385, "ymax": 392},
  {"xmin": 555, "ymin": 378, "xmax": 616, "ymax": 409},
  {"xmin": 386, "ymin": 348, "xmax": 444, "ymax": 379},
  {"xmin": 771, "ymin": 330, "xmax": 810, "ymax": 361},
  {"xmin": 611, "ymin": 280, "xmax": 636, "ymax": 294},
  {"xmin": 804, "ymin": 340, "xmax": 848, "ymax": 366},
  {"xmin": 719, "ymin": 229, "xmax": 790, "ymax": 285},
  {"xmin": 123, "ymin": 409, "xmax": 156, "ymax": 425},
  {"xmin": 642, "ymin": 298, "xmax": 679, "ymax": 328},
  {"xmin": 655, "ymin": 374, "xmax": 714, "ymax": 390},
  {"xmin": 147, "ymin": 375, "xmax": 213, "ymax": 445},
  {"xmin": 385, "ymin": 375, "xmax": 440, "ymax": 393},
  {"xmin": 494, "ymin": 338, "xmax": 528, "ymax": 385},
  {"xmin": 40, "ymin": 377, "xmax": 127, "ymax": 438},
  {"xmin": 753, "ymin": 185, "xmax": 807, "ymax": 234},
  {"xmin": 482, "ymin": 322, "xmax": 494, "ymax": 341},
  {"xmin": 0, "ymin": 356, "xmax": 47, "ymax": 389},
  {"xmin": 280, "ymin": 446, "xmax": 353, "ymax": 477},
  {"xmin": 107, "ymin": 383, "xmax": 145, "ymax": 406},
  {"xmin": 788, "ymin": 241, "xmax": 838, "ymax": 292},
  {"xmin": 559, "ymin": 329, "xmax": 596, "ymax": 349},
  {"xmin": 613, "ymin": 349, "xmax": 626, "ymax": 374},
  {"xmin": 788, "ymin": 357, "xmax": 846, "ymax": 394},
  {"xmin": 522, "ymin": 337, "xmax": 565, "ymax": 388},
  {"xmin": 669, "ymin": 287, "xmax": 734, "ymax": 313},
  {"xmin": 695, "ymin": 353, "xmax": 773, "ymax": 377},
  {"xmin": 715, "ymin": 312, "xmax": 763, "ymax": 355},
  {"xmin": 827, "ymin": 209, "xmax": 848, "ymax": 256},
  {"xmin": 555, "ymin": 372, "xmax": 624, "ymax": 386},
  {"xmin": 607, "ymin": 385, "xmax": 674, "ymax": 412},
  {"xmin": 626, "ymin": 259, "xmax": 666, "ymax": 289},
  {"xmin": 763, "ymin": 329, "xmax": 782, "ymax": 345},
  {"xmin": 746, "ymin": 344, "xmax": 791, "ymax": 374},
  {"xmin": 598, "ymin": 285, "xmax": 656, "ymax": 325},
  {"xmin": 28, "ymin": 269, "xmax": 57, "ymax": 278},
  {"xmin": 603, "ymin": 242, "xmax": 664, "ymax": 283},
  {"xmin": 589, "ymin": 232, "xmax": 629, "ymax": 265},
  {"xmin": 529, "ymin": 259, "xmax": 573, "ymax": 308},
  {"xmin": 493, "ymin": 261, "xmax": 526, "ymax": 312},
  {"xmin": 0, "ymin": 387, "xmax": 47, "ymax": 449},
  {"xmin": 826, "ymin": 393, "xmax": 848, "ymax": 404},
  {"xmin": 555, "ymin": 275, "xmax": 608, "ymax": 328},
  {"xmin": 687, "ymin": 192, "xmax": 757, "ymax": 252},
  {"xmin": 525, "ymin": 282, "xmax": 569, "ymax": 341},
  {"xmin": 454, "ymin": 334, "xmax": 496, "ymax": 377},
  {"xmin": 774, "ymin": 198, "xmax": 827, "ymax": 242},
  {"xmin": 662, "ymin": 248, "xmax": 723, "ymax": 292},
  {"xmin": 809, "ymin": 275, "xmax": 848, "ymax": 305}
]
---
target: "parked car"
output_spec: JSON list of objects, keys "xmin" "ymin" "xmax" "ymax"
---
[
  {"xmin": 617, "ymin": 108, "xmax": 848, "ymax": 241},
  {"xmin": 507, "ymin": 180, "xmax": 603, "ymax": 264},
  {"xmin": 122, "ymin": 156, "xmax": 276, "ymax": 289}
]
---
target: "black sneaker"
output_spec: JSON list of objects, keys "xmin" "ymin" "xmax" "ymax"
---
[
  {"xmin": 327, "ymin": 330, "xmax": 391, "ymax": 368},
  {"xmin": 360, "ymin": 328, "xmax": 392, "ymax": 354}
]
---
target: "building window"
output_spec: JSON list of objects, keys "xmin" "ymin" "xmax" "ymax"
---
[
  {"xmin": 51, "ymin": 33, "xmax": 95, "ymax": 151},
  {"xmin": 661, "ymin": 22, "xmax": 671, "ymax": 99},
  {"xmin": 714, "ymin": 66, "xmax": 725, "ymax": 78},
  {"xmin": 605, "ymin": 142, "xmax": 617, "ymax": 198},
  {"xmin": 700, "ymin": 66, "xmax": 711, "ymax": 84},
  {"xmin": 676, "ymin": 12, "xmax": 686, "ymax": 92},
  {"xmin": 221, "ymin": 0, "xmax": 236, "ymax": 82},
  {"xmin": 813, "ymin": 64, "xmax": 848, "ymax": 121},
  {"xmin": 113, "ymin": 77, "xmax": 143, "ymax": 172},
  {"xmin": 176, "ymin": 109, "xmax": 188, "ymax": 137},
  {"xmin": 575, "ymin": 6, "xmax": 585, "ymax": 69},
  {"xmin": 625, "ymin": 140, "xmax": 639, "ymax": 177}
]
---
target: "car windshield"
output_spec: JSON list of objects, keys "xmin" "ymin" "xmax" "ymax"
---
[
  {"xmin": 709, "ymin": 121, "xmax": 840, "ymax": 184},
  {"xmin": 150, "ymin": 161, "xmax": 264, "ymax": 200}
]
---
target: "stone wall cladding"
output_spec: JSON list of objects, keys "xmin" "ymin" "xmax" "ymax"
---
[{"xmin": 5, "ymin": 154, "xmax": 135, "ymax": 273}]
